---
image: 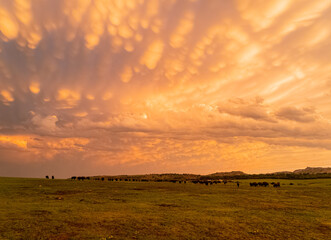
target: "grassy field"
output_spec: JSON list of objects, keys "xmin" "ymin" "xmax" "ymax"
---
[{"xmin": 0, "ymin": 178, "xmax": 330, "ymax": 240}]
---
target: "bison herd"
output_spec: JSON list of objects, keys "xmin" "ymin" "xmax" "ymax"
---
[
  {"xmin": 67, "ymin": 176, "xmax": 293, "ymax": 188},
  {"xmin": 249, "ymin": 182, "xmax": 281, "ymax": 187},
  {"xmin": 191, "ymin": 180, "xmax": 230, "ymax": 185},
  {"xmin": 41, "ymin": 174, "xmax": 299, "ymax": 189}
]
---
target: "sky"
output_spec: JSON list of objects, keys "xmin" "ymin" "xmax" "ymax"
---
[{"xmin": 0, "ymin": 0, "xmax": 331, "ymax": 178}]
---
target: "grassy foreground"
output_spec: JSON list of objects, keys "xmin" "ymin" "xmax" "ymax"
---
[{"xmin": 0, "ymin": 178, "xmax": 330, "ymax": 240}]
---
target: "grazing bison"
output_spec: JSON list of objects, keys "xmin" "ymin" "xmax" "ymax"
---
[
  {"xmin": 71, "ymin": 176, "xmax": 76, "ymax": 180},
  {"xmin": 45, "ymin": 175, "xmax": 49, "ymax": 179},
  {"xmin": 272, "ymin": 182, "xmax": 280, "ymax": 187},
  {"xmin": 250, "ymin": 182, "xmax": 269, "ymax": 187},
  {"xmin": 52, "ymin": 176, "xmax": 54, "ymax": 179}
]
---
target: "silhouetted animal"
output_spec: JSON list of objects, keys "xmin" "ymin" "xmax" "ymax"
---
[
  {"xmin": 52, "ymin": 176, "xmax": 54, "ymax": 179},
  {"xmin": 46, "ymin": 175, "xmax": 49, "ymax": 179},
  {"xmin": 273, "ymin": 182, "xmax": 280, "ymax": 187}
]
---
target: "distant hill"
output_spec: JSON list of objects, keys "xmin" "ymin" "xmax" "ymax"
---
[
  {"xmin": 208, "ymin": 171, "xmax": 246, "ymax": 176},
  {"xmin": 79, "ymin": 167, "xmax": 331, "ymax": 181},
  {"xmin": 271, "ymin": 171, "xmax": 292, "ymax": 174},
  {"xmin": 293, "ymin": 167, "xmax": 331, "ymax": 174}
]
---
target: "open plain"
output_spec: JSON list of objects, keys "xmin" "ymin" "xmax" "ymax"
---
[{"xmin": 0, "ymin": 177, "xmax": 330, "ymax": 239}]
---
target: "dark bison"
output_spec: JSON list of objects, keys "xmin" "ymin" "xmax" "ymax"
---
[
  {"xmin": 45, "ymin": 175, "xmax": 49, "ymax": 179},
  {"xmin": 71, "ymin": 176, "xmax": 76, "ymax": 180},
  {"xmin": 52, "ymin": 176, "xmax": 54, "ymax": 179},
  {"xmin": 272, "ymin": 182, "xmax": 280, "ymax": 187},
  {"xmin": 262, "ymin": 182, "xmax": 269, "ymax": 187}
]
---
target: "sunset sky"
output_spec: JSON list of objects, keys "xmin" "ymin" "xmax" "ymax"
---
[{"xmin": 0, "ymin": 0, "xmax": 331, "ymax": 178}]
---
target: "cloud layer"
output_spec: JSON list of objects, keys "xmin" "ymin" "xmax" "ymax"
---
[{"xmin": 0, "ymin": 0, "xmax": 331, "ymax": 177}]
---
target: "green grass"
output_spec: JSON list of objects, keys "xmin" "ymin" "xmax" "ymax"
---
[{"xmin": 0, "ymin": 178, "xmax": 330, "ymax": 239}]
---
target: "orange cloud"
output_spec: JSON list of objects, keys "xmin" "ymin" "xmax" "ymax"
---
[
  {"xmin": 0, "ymin": 135, "xmax": 28, "ymax": 149},
  {"xmin": 140, "ymin": 39, "xmax": 164, "ymax": 69},
  {"xmin": 0, "ymin": 0, "xmax": 331, "ymax": 177}
]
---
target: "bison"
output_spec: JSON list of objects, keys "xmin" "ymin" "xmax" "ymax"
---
[{"xmin": 272, "ymin": 182, "xmax": 280, "ymax": 187}]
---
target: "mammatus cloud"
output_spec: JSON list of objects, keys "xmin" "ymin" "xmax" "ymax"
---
[{"xmin": 0, "ymin": 0, "xmax": 331, "ymax": 177}]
